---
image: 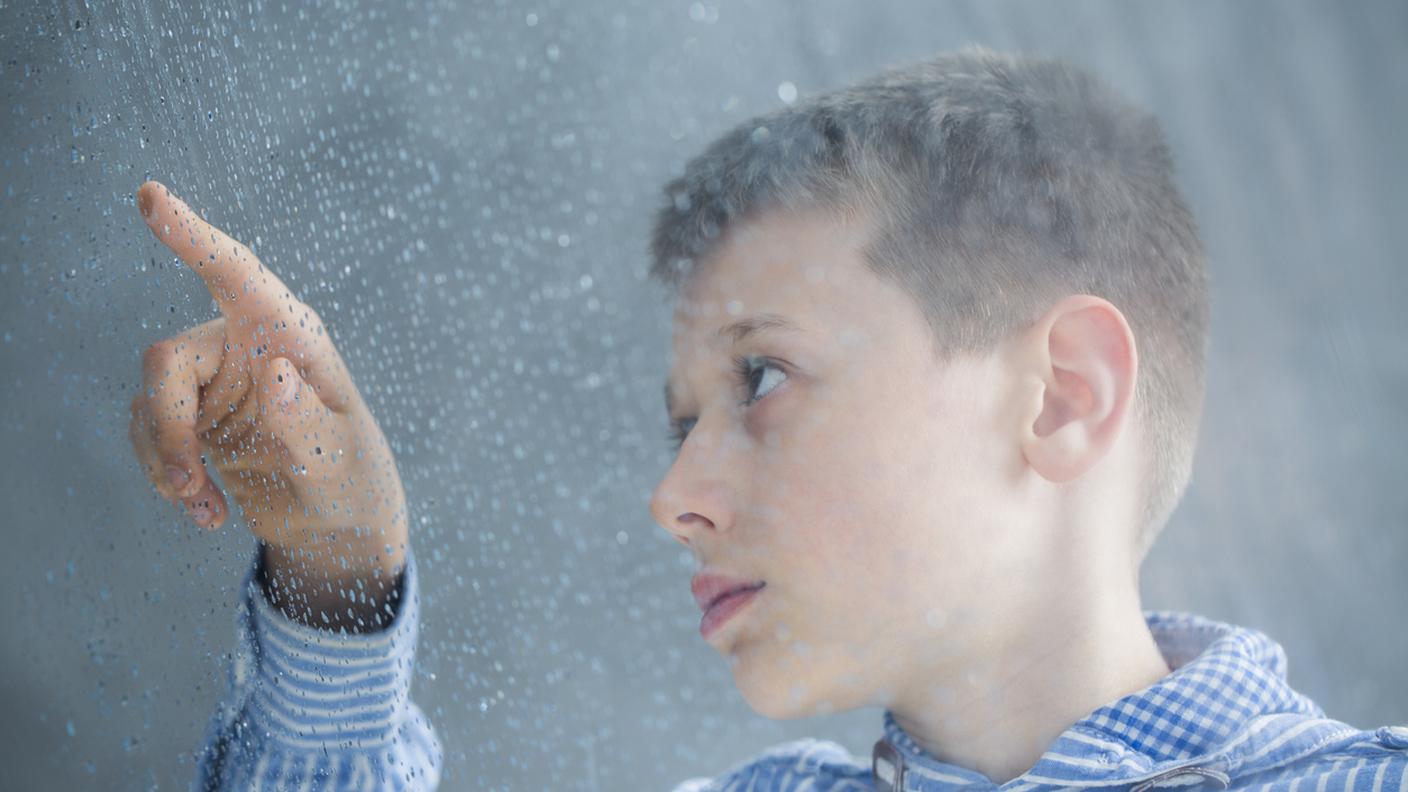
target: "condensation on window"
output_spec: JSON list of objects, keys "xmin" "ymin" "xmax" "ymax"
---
[{"xmin": 1, "ymin": 1, "xmax": 1404, "ymax": 789}]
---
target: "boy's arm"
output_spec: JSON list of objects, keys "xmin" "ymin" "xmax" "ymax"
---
[
  {"xmin": 121, "ymin": 182, "xmax": 438, "ymax": 789},
  {"xmin": 192, "ymin": 543, "xmax": 441, "ymax": 791}
]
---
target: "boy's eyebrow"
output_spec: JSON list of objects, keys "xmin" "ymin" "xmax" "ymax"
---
[
  {"xmin": 664, "ymin": 313, "xmax": 803, "ymax": 417},
  {"xmin": 715, "ymin": 313, "xmax": 802, "ymax": 345}
]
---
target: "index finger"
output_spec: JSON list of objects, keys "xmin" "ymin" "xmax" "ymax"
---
[{"xmin": 136, "ymin": 180, "xmax": 297, "ymax": 321}]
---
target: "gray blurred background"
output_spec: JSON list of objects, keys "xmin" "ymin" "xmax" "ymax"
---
[{"xmin": 2, "ymin": 0, "xmax": 1405, "ymax": 789}]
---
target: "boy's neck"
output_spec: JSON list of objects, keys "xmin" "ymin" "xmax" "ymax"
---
[{"xmin": 888, "ymin": 577, "xmax": 1170, "ymax": 785}]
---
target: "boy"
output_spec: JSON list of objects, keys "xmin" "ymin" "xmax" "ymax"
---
[{"xmin": 129, "ymin": 47, "xmax": 1406, "ymax": 790}]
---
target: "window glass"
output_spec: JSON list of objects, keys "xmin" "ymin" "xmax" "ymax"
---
[{"xmin": 2, "ymin": 1, "xmax": 1404, "ymax": 788}]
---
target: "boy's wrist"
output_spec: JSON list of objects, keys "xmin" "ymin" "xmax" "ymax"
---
[{"xmin": 258, "ymin": 540, "xmax": 406, "ymax": 633}]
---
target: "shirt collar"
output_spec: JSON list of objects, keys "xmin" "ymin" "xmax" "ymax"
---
[{"xmin": 873, "ymin": 610, "xmax": 1331, "ymax": 791}]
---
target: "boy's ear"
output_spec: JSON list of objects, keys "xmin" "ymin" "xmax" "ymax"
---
[{"xmin": 1018, "ymin": 294, "xmax": 1138, "ymax": 484}]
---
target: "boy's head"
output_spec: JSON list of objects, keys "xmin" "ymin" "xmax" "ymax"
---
[{"xmin": 646, "ymin": 48, "xmax": 1208, "ymax": 719}]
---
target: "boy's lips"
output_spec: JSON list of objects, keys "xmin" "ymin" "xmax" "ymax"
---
[
  {"xmin": 691, "ymin": 572, "xmax": 767, "ymax": 612},
  {"xmin": 698, "ymin": 584, "xmax": 765, "ymax": 641}
]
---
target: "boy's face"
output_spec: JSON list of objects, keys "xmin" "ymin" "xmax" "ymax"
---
[{"xmin": 652, "ymin": 207, "xmax": 1033, "ymax": 718}]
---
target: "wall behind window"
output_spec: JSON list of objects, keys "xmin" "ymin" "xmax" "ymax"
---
[{"xmin": 1, "ymin": 0, "xmax": 1404, "ymax": 788}]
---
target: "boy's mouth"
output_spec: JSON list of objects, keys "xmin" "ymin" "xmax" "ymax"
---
[
  {"xmin": 691, "ymin": 572, "xmax": 767, "ymax": 612},
  {"xmin": 698, "ymin": 584, "xmax": 766, "ymax": 640}
]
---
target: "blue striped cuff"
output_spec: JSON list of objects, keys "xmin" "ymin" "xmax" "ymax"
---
[{"xmin": 241, "ymin": 544, "xmax": 421, "ymax": 751}]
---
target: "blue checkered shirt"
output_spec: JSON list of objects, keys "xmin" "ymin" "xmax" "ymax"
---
[
  {"xmin": 193, "ymin": 546, "xmax": 1406, "ymax": 791},
  {"xmin": 673, "ymin": 612, "xmax": 1408, "ymax": 791}
]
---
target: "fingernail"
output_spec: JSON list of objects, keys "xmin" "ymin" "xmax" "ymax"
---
[
  {"xmin": 166, "ymin": 465, "xmax": 190, "ymax": 493},
  {"xmin": 138, "ymin": 187, "xmax": 154, "ymax": 219},
  {"xmin": 190, "ymin": 506, "xmax": 212, "ymax": 525}
]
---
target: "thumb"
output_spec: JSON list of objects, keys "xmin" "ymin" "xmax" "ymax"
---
[{"xmin": 260, "ymin": 357, "xmax": 329, "ymax": 444}]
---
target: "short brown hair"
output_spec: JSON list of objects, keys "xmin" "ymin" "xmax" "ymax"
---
[{"xmin": 648, "ymin": 46, "xmax": 1210, "ymax": 563}]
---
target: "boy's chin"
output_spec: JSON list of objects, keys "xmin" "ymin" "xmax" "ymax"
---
[{"xmin": 731, "ymin": 651, "xmax": 870, "ymax": 720}]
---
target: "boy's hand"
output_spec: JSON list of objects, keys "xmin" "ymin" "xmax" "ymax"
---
[{"xmin": 127, "ymin": 180, "xmax": 407, "ymax": 628}]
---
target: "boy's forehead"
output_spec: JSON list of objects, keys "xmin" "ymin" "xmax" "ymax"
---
[{"xmin": 671, "ymin": 209, "xmax": 867, "ymax": 332}]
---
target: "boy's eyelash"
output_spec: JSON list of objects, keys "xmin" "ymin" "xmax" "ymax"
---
[
  {"xmin": 731, "ymin": 354, "xmax": 759, "ymax": 402},
  {"xmin": 667, "ymin": 355, "xmax": 783, "ymax": 451}
]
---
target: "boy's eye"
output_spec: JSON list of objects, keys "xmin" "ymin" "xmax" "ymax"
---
[
  {"xmin": 736, "ymin": 355, "xmax": 785, "ymax": 406},
  {"xmin": 668, "ymin": 417, "xmax": 697, "ymax": 451},
  {"xmin": 667, "ymin": 357, "xmax": 787, "ymax": 452}
]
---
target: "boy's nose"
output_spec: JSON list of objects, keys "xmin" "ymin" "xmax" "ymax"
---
[
  {"xmin": 649, "ymin": 420, "xmax": 740, "ymax": 546},
  {"xmin": 650, "ymin": 482, "xmax": 701, "ymax": 546},
  {"xmin": 649, "ymin": 475, "xmax": 732, "ymax": 546}
]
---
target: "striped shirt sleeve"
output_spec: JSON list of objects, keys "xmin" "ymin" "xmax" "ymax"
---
[{"xmin": 192, "ymin": 544, "xmax": 442, "ymax": 791}]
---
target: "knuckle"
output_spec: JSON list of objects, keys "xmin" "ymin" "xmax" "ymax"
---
[
  {"xmin": 141, "ymin": 339, "xmax": 176, "ymax": 379},
  {"xmin": 198, "ymin": 315, "xmax": 226, "ymax": 336},
  {"xmin": 152, "ymin": 419, "xmax": 186, "ymax": 451},
  {"xmin": 280, "ymin": 301, "xmax": 320, "ymax": 337},
  {"xmin": 147, "ymin": 407, "xmax": 184, "ymax": 446}
]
